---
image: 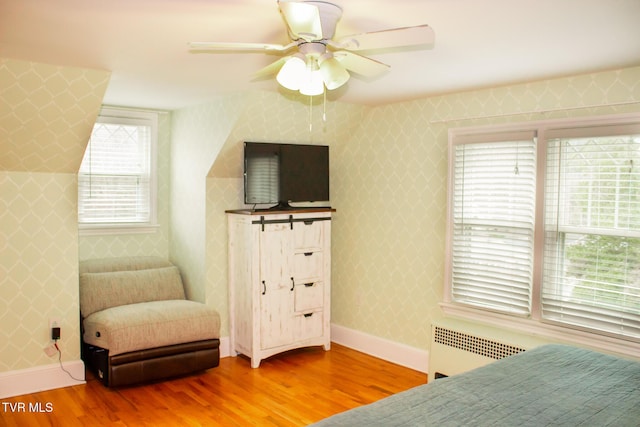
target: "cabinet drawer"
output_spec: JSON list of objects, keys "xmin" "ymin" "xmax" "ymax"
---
[
  {"xmin": 293, "ymin": 311, "xmax": 323, "ymax": 341},
  {"xmin": 294, "ymin": 281, "xmax": 324, "ymax": 312},
  {"xmin": 294, "ymin": 251, "xmax": 323, "ymax": 280},
  {"xmin": 294, "ymin": 219, "xmax": 324, "ymax": 250}
]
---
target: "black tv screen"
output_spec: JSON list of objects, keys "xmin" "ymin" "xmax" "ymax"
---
[{"xmin": 244, "ymin": 142, "xmax": 329, "ymax": 208}]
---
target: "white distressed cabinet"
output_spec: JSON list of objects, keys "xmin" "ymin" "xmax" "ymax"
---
[{"xmin": 227, "ymin": 209, "xmax": 333, "ymax": 368}]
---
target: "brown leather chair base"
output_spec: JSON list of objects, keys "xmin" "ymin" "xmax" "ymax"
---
[{"xmin": 82, "ymin": 339, "xmax": 220, "ymax": 387}]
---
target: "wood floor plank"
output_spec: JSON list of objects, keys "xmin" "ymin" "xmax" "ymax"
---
[{"xmin": 0, "ymin": 344, "xmax": 426, "ymax": 426}]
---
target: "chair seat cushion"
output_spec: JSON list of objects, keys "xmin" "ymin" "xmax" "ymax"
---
[{"xmin": 83, "ymin": 299, "xmax": 220, "ymax": 356}]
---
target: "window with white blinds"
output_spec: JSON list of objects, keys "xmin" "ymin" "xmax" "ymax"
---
[
  {"xmin": 543, "ymin": 125, "xmax": 640, "ymax": 340},
  {"xmin": 450, "ymin": 132, "xmax": 537, "ymax": 315},
  {"xmin": 446, "ymin": 114, "xmax": 640, "ymax": 345},
  {"xmin": 78, "ymin": 109, "xmax": 158, "ymax": 229}
]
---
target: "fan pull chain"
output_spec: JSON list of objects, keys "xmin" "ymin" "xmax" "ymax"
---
[
  {"xmin": 308, "ymin": 87, "xmax": 327, "ymax": 137},
  {"xmin": 323, "ymin": 89, "xmax": 327, "ymax": 122}
]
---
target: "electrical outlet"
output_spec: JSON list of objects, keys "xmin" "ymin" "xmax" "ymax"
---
[{"xmin": 49, "ymin": 318, "xmax": 61, "ymax": 329}]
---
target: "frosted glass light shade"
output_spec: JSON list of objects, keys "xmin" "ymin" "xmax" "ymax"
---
[
  {"xmin": 276, "ymin": 54, "xmax": 306, "ymax": 90},
  {"xmin": 319, "ymin": 56, "xmax": 350, "ymax": 90},
  {"xmin": 300, "ymin": 69, "xmax": 324, "ymax": 96}
]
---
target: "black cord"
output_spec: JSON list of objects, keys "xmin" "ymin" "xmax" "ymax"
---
[{"xmin": 54, "ymin": 341, "xmax": 84, "ymax": 383}]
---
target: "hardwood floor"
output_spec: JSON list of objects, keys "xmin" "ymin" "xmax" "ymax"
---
[{"xmin": 1, "ymin": 344, "xmax": 426, "ymax": 426}]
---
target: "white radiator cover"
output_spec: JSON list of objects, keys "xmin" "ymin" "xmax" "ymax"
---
[{"xmin": 428, "ymin": 321, "xmax": 548, "ymax": 382}]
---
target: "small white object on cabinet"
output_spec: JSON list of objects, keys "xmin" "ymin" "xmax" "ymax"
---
[{"xmin": 227, "ymin": 209, "xmax": 333, "ymax": 368}]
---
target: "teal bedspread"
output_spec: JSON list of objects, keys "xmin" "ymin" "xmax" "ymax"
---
[{"xmin": 311, "ymin": 344, "xmax": 640, "ymax": 426}]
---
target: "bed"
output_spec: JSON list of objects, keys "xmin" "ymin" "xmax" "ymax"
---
[{"xmin": 310, "ymin": 344, "xmax": 640, "ymax": 426}]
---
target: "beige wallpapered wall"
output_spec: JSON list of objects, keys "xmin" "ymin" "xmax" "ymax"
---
[
  {"xmin": 1, "ymin": 172, "xmax": 80, "ymax": 371},
  {"xmin": 0, "ymin": 58, "xmax": 109, "ymax": 173},
  {"xmin": 169, "ymin": 93, "xmax": 248, "ymax": 304},
  {"xmin": 1, "ymin": 58, "xmax": 109, "ymax": 372}
]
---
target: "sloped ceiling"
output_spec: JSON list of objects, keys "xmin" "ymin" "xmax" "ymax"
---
[{"xmin": 0, "ymin": 58, "xmax": 111, "ymax": 173}]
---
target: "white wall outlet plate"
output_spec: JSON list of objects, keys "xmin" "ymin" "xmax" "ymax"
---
[{"xmin": 49, "ymin": 317, "xmax": 61, "ymax": 329}]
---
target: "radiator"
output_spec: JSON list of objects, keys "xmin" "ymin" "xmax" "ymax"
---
[{"xmin": 428, "ymin": 324, "xmax": 527, "ymax": 382}]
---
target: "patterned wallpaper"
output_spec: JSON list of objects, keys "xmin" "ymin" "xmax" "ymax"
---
[
  {"xmin": 0, "ymin": 58, "xmax": 108, "ymax": 373},
  {"xmin": 170, "ymin": 94, "xmax": 247, "ymax": 305},
  {"xmin": 330, "ymin": 101, "xmax": 449, "ymax": 348},
  {"xmin": 0, "ymin": 58, "xmax": 110, "ymax": 173},
  {"xmin": 0, "ymin": 172, "xmax": 80, "ymax": 371}
]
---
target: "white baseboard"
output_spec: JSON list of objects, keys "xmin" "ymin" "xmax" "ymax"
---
[
  {"xmin": 219, "ymin": 336, "xmax": 231, "ymax": 358},
  {"xmin": 331, "ymin": 324, "xmax": 429, "ymax": 373},
  {"xmin": 220, "ymin": 328, "xmax": 429, "ymax": 373},
  {"xmin": 0, "ymin": 360, "xmax": 85, "ymax": 399}
]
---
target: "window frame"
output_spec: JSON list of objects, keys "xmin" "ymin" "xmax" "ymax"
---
[
  {"xmin": 443, "ymin": 113, "xmax": 640, "ymax": 358},
  {"xmin": 78, "ymin": 107, "xmax": 159, "ymax": 235}
]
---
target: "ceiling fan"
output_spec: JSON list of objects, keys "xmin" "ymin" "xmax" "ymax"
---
[{"xmin": 189, "ymin": 0, "xmax": 435, "ymax": 96}]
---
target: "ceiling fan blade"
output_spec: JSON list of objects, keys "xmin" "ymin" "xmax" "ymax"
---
[
  {"xmin": 253, "ymin": 57, "xmax": 289, "ymax": 79},
  {"xmin": 334, "ymin": 24, "xmax": 435, "ymax": 51},
  {"xmin": 333, "ymin": 51, "xmax": 390, "ymax": 78},
  {"xmin": 189, "ymin": 41, "xmax": 295, "ymax": 52},
  {"xmin": 278, "ymin": 1, "xmax": 323, "ymax": 40}
]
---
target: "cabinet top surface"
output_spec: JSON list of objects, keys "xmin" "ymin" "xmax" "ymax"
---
[{"xmin": 226, "ymin": 207, "xmax": 335, "ymax": 215}]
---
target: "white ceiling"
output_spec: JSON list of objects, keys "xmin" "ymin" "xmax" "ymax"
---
[{"xmin": 2, "ymin": 0, "xmax": 639, "ymax": 111}]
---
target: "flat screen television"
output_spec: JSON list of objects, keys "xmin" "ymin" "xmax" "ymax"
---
[{"xmin": 244, "ymin": 142, "xmax": 330, "ymax": 210}]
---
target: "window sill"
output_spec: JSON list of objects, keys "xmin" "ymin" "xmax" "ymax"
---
[
  {"xmin": 439, "ymin": 301, "xmax": 640, "ymax": 360},
  {"xmin": 79, "ymin": 223, "xmax": 160, "ymax": 236}
]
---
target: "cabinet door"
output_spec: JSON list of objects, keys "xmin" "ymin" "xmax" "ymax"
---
[
  {"xmin": 259, "ymin": 222, "xmax": 294, "ymax": 349},
  {"xmin": 260, "ymin": 222, "xmax": 294, "ymax": 291},
  {"xmin": 260, "ymin": 287, "xmax": 294, "ymax": 349}
]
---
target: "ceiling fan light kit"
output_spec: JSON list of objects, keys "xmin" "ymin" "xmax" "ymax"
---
[
  {"xmin": 277, "ymin": 42, "xmax": 350, "ymax": 95},
  {"xmin": 276, "ymin": 53, "xmax": 307, "ymax": 90},
  {"xmin": 299, "ymin": 68, "xmax": 324, "ymax": 96},
  {"xmin": 189, "ymin": 0, "xmax": 435, "ymax": 97},
  {"xmin": 318, "ymin": 52, "xmax": 350, "ymax": 90}
]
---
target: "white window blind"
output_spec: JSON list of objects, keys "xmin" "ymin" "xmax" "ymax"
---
[
  {"xmin": 450, "ymin": 131, "xmax": 537, "ymax": 315},
  {"xmin": 543, "ymin": 126, "xmax": 640, "ymax": 340},
  {"xmin": 78, "ymin": 110, "xmax": 157, "ymax": 226}
]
